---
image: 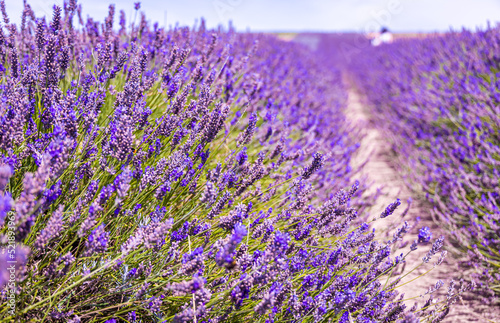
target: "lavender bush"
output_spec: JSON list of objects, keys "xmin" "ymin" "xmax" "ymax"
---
[
  {"xmin": 349, "ymin": 27, "xmax": 500, "ymax": 300},
  {"xmin": 0, "ymin": 2, "xmax": 461, "ymax": 322}
]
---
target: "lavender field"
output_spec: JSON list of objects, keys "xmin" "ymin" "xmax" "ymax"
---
[{"xmin": 0, "ymin": 1, "xmax": 498, "ymax": 322}]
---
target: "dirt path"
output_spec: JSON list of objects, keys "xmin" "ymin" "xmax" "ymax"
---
[{"xmin": 344, "ymin": 77, "xmax": 499, "ymax": 322}]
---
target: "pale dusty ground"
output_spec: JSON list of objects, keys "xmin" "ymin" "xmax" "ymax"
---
[{"xmin": 345, "ymin": 78, "xmax": 500, "ymax": 322}]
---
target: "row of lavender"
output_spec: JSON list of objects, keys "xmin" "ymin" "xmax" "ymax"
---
[
  {"xmin": 0, "ymin": 1, "xmax": 459, "ymax": 322},
  {"xmin": 349, "ymin": 27, "xmax": 500, "ymax": 300}
]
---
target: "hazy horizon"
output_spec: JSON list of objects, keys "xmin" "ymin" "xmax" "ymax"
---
[{"xmin": 3, "ymin": 0, "xmax": 500, "ymax": 33}]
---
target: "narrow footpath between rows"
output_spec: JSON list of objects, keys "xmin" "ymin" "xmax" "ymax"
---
[{"xmin": 344, "ymin": 76, "xmax": 499, "ymax": 322}]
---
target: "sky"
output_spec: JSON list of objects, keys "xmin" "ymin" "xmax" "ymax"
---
[{"xmin": 4, "ymin": 0, "xmax": 500, "ymax": 33}]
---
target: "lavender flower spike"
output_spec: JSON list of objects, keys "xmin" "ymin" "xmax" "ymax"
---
[
  {"xmin": 0, "ymin": 164, "xmax": 12, "ymax": 191},
  {"xmin": 380, "ymin": 198, "xmax": 401, "ymax": 218},
  {"xmin": 423, "ymin": 236, "xmax": 445, "ymax": 263},
  {"xmin": 34, "ymin": 206, "xmax": 65, "ymax": 251},
  {"xmin": 302, "ymin": 153, "xmax": 325, "ymax": 180},
  {"xmin": 216, "ymin": 224, "xmax": 247, "ymax": 267},
  {"xmin": 418, "ymin": 227, "xmax": 432, "ymax": 243}
]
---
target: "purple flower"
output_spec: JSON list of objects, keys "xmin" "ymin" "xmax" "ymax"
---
[
  {"xmin": 50, "ymin": 310, "xmax": 75, "ymax": 320},
  {"xmin": 9, "ymin": 48, "xmax": 18, "ymax": 78},
  {"xmin": 380, "ymin": 198, "xmax": 401, "ymax": 218},
  {"xmin": 155, "ymin": 180, "xmax": 171, "ymax": 200},
  {"xmin": 238, "ymin": 112, "xmax": 258, "ymax": 145},
  {"xmin": 84, "ymin": 224, "xmax": 109, "ymax": 256},
  {"xmin": 0, "ymin": 192, "xmax": 12, "ymax": 227},
  {"xmin": 302, "ymin": 153, "xmax": 324, "ymax": 180},
  {"xmin": 98, "ymin": 184, "xmax": 115, "ymax": 206},
  {"xmin": 418, "ymin": 227, "xmax": 432, "ymax": 243},
  {"xmin": 42, "ymin": 180, "xmax": 62, "ymax": 206},
  {"xmin": 135, "ymin": 282, "xmax": 150, "ymax": 299},
  {"xmin": 200, "ymin": 182, "xmax": 218, "ymax": 206},
  {"xmin": 127, "ymin": 311, "xmax": 137, "ymax": 323},
  {"xmin": 267, "ymin": 230, "xmax": 290, "ymax": 259},
  {"xmin": 0, "ymin": 0, "xmax": 9, "ymax": 24},
  {"xmin": 339, "ymin": 311, "xmax": 350, "ymax": 323},
  {"xmin": 216, "ymin": 224, "xmax": 247, "ymax": 267},
  {"xmin": 107, "ymin": 106, "xmax": 134, "ymax": 161},
  {"xmin": 43, "ymin": 35, "xmax": 59, "ymax": 88},
  {"xmin": 121, "ymin": 218, "xmax": 173, "ymax": 255},
  {"xmin": 201, "ymin": 103, "xmax": 230, "ymax": 143},
  {"xmin": 34, "ymin": 206, "xmax": 64, "ymax": 251},
  {"xmin": 423, "ymin": 236, "xmax": 445, "ymax": 263},
  {"xmin": 254, "ymin": 291, "xmax": 275, "ymax": 315},
  {"xmin": 181, "ymin": 247, "xmax": 205, "ymax": 275},
  {"xmin": 50, "ymin": 5, "xmax": 61, "ymax": 34},
  {"xmin": 114, "ymin": 168, "xmax": 132, "ymax": 198},
  {"xmin": 236, "ymin": 147, "xmax": 248, "ymax": 165},
  {"xmin": 127, "ymin": 268, "xmax": 137, "ymax": 278},
  {"xmin": 147, "ymin": 295, "xmax": 162, "ymax": 313},
  {"xmin": 109, "ymin": 52, "xmax": 128, "ymax": 79},
  {"xmin": 127, "ymin": 311, "xmax": 137, "ymax": 322},
  {"xmin": 207, "ymin": 191, "xmax": 231, "ymax": 219},
  {"xmin": 0, "ymin": 245, "xmax": 29, "ymax": 289},
  {"xmin": 15, "ymin": 157, "xmax": 51, "ymax": 239},
  {"xmin": 83, "ymin": 180, "xmax": 100, "ymax": 204},
  {"xmin": 230, "ymin": 274, "xmax": 253, "ymax": 308}
]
